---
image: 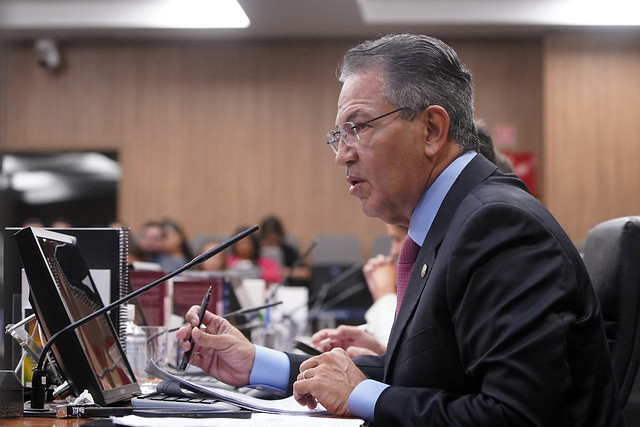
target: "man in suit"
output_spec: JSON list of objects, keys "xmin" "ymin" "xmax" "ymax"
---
[{"xmin": 178, "ymin": 34, "xmax": 623, "ymax": 425}]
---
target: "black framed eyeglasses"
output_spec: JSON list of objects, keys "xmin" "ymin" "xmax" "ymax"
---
[{"xmin": 326, "ymin": 107, "xmax": 406, "ymax": 154}]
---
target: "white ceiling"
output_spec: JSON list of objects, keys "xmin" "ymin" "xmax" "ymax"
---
[{"xmin": 0, "ymin": 0, "xmax": 639, "ymax": 42}]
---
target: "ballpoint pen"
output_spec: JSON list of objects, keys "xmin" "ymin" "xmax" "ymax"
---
[{"xmin": 178, "ymin": 285, "xmax": 212, "ymax": 371}]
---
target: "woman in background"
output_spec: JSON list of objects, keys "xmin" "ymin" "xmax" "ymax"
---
[
  {"xmin": 260, "ymin": 215, "xmax": 310, "ymax": 286},
  {"xmin": 157, "ymin": 219, "xmax": 193, "ymax": 272},
  {"xmin": 197, "ymin": 239, "xmax": 227, "ymax": 272},
  {"xmin": 227, "ymin": 224, "xmax": 282, "ymax": 284}
]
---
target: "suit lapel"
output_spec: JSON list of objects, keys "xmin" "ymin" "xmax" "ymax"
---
[{"xmin": 384, "ymin": 154, "xmax": 497, "ymax": 380}]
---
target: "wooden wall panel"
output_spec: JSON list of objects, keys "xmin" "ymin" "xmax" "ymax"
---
[
  {"xmin": 543, "ymin": 33, "xmax": 640, "ymax": 242},
  {"xmin": 453, "ymin": 39, "xmax": 543, "ymax": 192},
  {"xmin": 0, "ymin": 38, "xmax": 543, "ymax": 257}
]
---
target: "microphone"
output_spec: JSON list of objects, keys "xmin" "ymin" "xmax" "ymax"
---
[{"xmin": 29, "ymin": 225, "xmax": 259, "ymax": 409}]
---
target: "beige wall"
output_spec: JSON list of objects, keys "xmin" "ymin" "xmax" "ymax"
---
[
  {"xmin": 543, "ymin": 33, "xmax": 640, "ymax": 242},
  {"xmin": 1, "ymin": 33, "xmax": 634, "ymax": 255}
]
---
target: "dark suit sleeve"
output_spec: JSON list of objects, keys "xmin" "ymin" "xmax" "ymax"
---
[
  {"xmin": 284, "ymin": 352, "xmax": 309, "ymax": 395},
  {"xmin": 353, "ymin": 354, "xmax": 385, "ymax": 381},
  {"xmin": 374, "ymin": 201, "xmax": 619, "ymax": 426}
]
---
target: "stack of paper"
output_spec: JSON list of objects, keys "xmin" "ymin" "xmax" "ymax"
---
[{"xmin": 145, "ymin": 360, "xmax": 327, "ymax": 415}]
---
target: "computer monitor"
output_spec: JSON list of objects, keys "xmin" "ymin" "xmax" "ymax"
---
[
  {"xmin": 3, "ymin": 226, "xmax": 130, "ymax": 371},
  {"xmin": 14, "ymin": 227, "xmax": 139, "ymax": 406}
]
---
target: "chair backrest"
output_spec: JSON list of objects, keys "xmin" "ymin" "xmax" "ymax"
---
[
  {"xmin": 582, "ymin": 216, "xmax": 640, "ymax": 406},
  {"xmin": 310, "ymin": 234, "xmax": 362, "ymax": 266}
]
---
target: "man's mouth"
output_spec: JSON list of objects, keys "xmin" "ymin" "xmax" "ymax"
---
[{"xmin": 347, "ymin": 175, "xmax": 365, "ymax": 191}]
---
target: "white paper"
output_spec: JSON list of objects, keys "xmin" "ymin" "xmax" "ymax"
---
[
  {"xmin": 145, "ymin": 360, "xmax": 327, "ymax": 415},
  {"xmin": 113, "ymin": 412, "xmax": 365, "ymax": 427}
]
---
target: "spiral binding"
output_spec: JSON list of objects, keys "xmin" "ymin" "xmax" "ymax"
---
[{"xmin": 118, "ymin": 226, "xmax": 130, "ymax": 349}]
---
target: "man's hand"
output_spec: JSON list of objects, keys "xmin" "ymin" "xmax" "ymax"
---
[
  {"xmin": 311, "ymin": 324, "xmax": 386, "ymax": 355},
  {"xmin": 293, "ymin": 348, "xmax": 367, "ymax": 415},
  {"xmin": 176, "ymin": 305, "xmax": 255, "ymax": 386}
]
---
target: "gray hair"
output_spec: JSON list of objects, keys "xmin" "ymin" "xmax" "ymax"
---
[{"xmin": 338, "ymin": 34, "xmax": 478, "ymax": 152}]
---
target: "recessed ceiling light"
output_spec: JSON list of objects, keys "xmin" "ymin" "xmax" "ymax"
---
[
  {"xmin": 145, "ymin": 0, "xmax": 251, "ymax": 29},
  {"xmin": 0, "ymin": 0, "xmax": 251, "ymax": 30},
  {"xmin": 357, "ymin": 0, "xmax": 640, "ymax": 27}
]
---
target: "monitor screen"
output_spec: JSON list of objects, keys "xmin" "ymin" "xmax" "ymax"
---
[
  {"xmin": 14, "ymin": 227, "xmax": 139, "ymax": 406},
  {"xmin": 3, "ymin": 226, "xmax": 130, "ymax": 371}
]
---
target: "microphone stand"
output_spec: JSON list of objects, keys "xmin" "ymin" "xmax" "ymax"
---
[
  {"xmin": 281, "ymin": 262, "xmax": 363, "ymax": 337},
  {"xmin": 308, "ymin": 262, "xmax": 363, "ymax": 315},
  {"xmin": 29, "ymin": 225, "xmax": 259, "ymax": 409},
  {"xmin": 307, "ymin": 281, "xmax": 367, "ymax": 320}
]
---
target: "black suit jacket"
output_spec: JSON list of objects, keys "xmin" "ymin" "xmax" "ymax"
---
[{"xmin": 289, "ymin": 155, "xmax": 624, "ymax": 426}]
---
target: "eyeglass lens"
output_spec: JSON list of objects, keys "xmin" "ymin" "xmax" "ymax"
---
[{"xmin": 326, "ymin": 123, "xmax": 358, "ymax": 154}]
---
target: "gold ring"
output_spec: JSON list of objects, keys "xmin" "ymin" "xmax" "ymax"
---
[{"xmin": 303, "ymin": 370, "xmax": 308, "ymax": 380}]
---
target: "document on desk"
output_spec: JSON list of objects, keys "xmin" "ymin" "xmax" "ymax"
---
[
  {"xmin": 145, "ymin": 360, "xmax": 328, "ymax": 415},
  {"xmin": 113, "ymin": 413, "xmax": 365, "ymax": 427}
]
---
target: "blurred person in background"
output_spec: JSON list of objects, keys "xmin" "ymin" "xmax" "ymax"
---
[
  {"xmin": 260, "ymin": 215, "xmax": 310, "ymax": 286},
  {"xmin": 22, "ymin": 218, "xmax": 44, "ymax": 228},
  {"xmin": 50, "ymin": 217, "xmax": 72, "ymax": 228},
  {"xmin": 475, "ymin": 119, "xmax": 514, "ymax": 174},
  {"xmin": 227, "ymin": 224, "xmax": 282, "ymax": 284},
  {"xmin": 136, "ymin": 220, "xmax": 164, "ymax": 264},
  {"xmin": 157, "ymin": 219, "xmax": 193, "ymax": 272},
  {"xmin": 197, "ymin": 239, "xmax": 227, "ymax": 272}
]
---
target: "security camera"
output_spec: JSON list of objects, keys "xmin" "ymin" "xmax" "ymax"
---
[{"xmin": 34, "ymin": 38, "xmax": 61, "ymax": 70}]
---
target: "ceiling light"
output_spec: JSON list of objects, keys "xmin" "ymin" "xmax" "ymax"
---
[
  {"xmin": 552, "ymin": 0, "xmax": 640, "ymax": 26},
  {"xmin": 0, "ymin": 0, "xmax": 250, "ymax": 30},
  {"xmin": 357, "ymin": 0, "xmax": 640, "ymax": 27},
  {"xmin": 143, "ymin": 0, "xmax": 250, "ymax": 29}
]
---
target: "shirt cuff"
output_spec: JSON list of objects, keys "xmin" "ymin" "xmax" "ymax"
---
[
  {"xmin": 248, "ymin": 345, "xmax": 290, "ymax": 394},
  {"xmin": 348, "ymin": 379, "xmax": 389, "ymax": 422}
]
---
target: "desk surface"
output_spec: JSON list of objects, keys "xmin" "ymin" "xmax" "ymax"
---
[{"xmin": 1, "ymin": 417, "xmax": 92, "ymax": 426}]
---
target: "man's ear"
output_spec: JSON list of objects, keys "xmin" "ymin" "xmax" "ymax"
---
[{"xmin": 421, "ymin": 105, "xmax": 450, "ymax": 157}]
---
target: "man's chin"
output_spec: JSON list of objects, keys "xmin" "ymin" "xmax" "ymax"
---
[
  {"xmin": 359, "ymin": 200, "xmax": 399, "ymax": 224},
  {"xmin": 359, "ymin": 200, "xmax": 380, "ymax": 219}
]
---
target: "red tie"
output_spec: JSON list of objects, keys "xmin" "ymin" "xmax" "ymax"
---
[{"xmin": 396, "ymin": 236, "xmax": 421, "ymax": 317}]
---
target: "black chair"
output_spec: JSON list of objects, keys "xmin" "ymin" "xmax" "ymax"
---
[{"xmin": 582, "ymin": 216, "xmax": 640, "ymax": 407}]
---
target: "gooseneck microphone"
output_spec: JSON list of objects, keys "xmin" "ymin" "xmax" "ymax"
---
[{"xmin": 30, "ymin": 225, "xmax": 259, "ymax": 409}]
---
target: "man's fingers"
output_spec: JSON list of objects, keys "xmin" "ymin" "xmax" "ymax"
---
[
  {"xmin": 179, "ymin": 338, "xmax": 192, "ymax": 352},
  {"xmin": 185, "ymin": 305, "xmax": 203, "ymax": 326},
  {"xmin": 191, "ymin": 326, "xmax": 235, "ymax": 351},
  {"xmin": 175, "ymin": 324, "xmax": 192, "ymax": 341},
  {"xmin": 299, "ymin": 355, "xmax": 322, "ymax": 373},
  {"xmin": 310, "ymin": 330, "xmax": 329, "ymax": 345},
  {"xmin": 293, "ymin": 381, "xmax": 318, "ymax": 410}
]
